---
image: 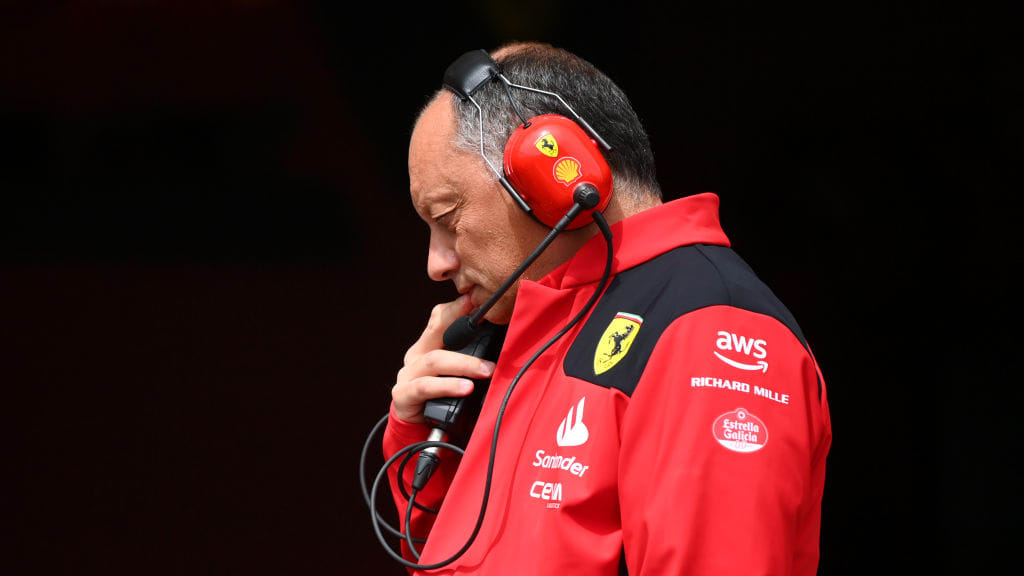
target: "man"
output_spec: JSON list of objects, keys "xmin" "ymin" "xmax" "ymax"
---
[{"xmin": 384, "ymin": 42, "xmax": 831, "ymax": 575}]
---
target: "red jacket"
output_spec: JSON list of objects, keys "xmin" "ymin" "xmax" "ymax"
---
[{"xmin": 384, "ymin": 193, "xmax": 832, "ymax": 575}]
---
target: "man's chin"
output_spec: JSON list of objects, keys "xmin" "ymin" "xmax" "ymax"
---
[
  {"xmin": 477, "ymin": 293, "xmax": 515, "ymax": 326},
  {"xmin": 481, "ymin": 306, "xmax": 513, "ymax": 326}
]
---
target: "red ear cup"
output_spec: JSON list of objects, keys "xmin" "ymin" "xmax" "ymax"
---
[{"xmin": 502, "ymin": 114, "xmax": 613, "ymax": 229}]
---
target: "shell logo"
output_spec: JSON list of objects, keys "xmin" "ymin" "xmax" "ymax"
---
[{"xmin": 552, "ymin": 157, "xmax": 582, "ymax": 185}]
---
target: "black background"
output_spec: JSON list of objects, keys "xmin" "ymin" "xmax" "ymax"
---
[{"xmin": 1, "ymin": 1, "xmax": 1017, "ymax": 574}]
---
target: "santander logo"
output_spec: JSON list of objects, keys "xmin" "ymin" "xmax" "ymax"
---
[
  {"xmin": 714, "ymin": 330, "xmax": 769, "ymax": 373},
  {"xmin": 556, "ymin": 397, "xmax": 589, "ymax": 447}
]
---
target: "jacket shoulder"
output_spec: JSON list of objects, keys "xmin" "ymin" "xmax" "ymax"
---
[{"xmin": 564, "ymin": 244, "xmax": 809, "ymax": 396}]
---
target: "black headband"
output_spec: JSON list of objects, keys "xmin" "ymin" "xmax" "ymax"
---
[{"xmin": 442, "ymin": 49, "xmax": 500, "ymax": 101}]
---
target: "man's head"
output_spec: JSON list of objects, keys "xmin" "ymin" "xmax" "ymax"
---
[
  {"xmin": 408, "ymin": 42, "xmax": 661, "ymax": 324},
  {"xmin": 451, "ymin": 42, "xmax": 662, "ymax": 205}
]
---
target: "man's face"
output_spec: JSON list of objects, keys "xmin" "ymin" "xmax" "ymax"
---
[{"xmin": 408, "ymin": 95, "xmax": 563, "ymax": 325}]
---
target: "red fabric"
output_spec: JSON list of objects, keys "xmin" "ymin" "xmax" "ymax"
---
[
  {"xmin": 382, "ymin": 194, "xmax": 831, "ymax": 575},
  {"xmin": 544, "ymin": 192, "xmax": 730, "ymax": 289},
  {"xmin": 619, "ymin": 305, "xmax": 830, "ymax": 575}
]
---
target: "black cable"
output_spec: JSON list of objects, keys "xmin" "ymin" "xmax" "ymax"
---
[
  {"xmin": 360, "ymin": 414, "xmax": 404, "ymax": 541},
  {"xmin": 364, "ymin": 211, "xmax": 615, "ymax": 570},
  {"xmin": 405, "ymin": 489, "xmax": 421, "ymax": 560},
  {"xmin": 360, "ymin": 414, "xmax": 429, "ymax": 543},
  {"xmin": 397, "ymin": 450, "xmax": 440, "ymax": 515},
  {"xmin": 369, "ymin": 440, "xmax": 466, "ymax": 569},
  {"xmin": 498, "ymin": 76, "xmax": 531, "ymax": 129}
]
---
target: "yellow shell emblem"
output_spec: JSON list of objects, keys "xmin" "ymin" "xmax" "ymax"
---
[
  {"xmin": 535, "ymin": 134, "xmax": 558, "ymax": 157},
  {"xmin": 594, "ymin": 312, "xmax": 644, "ymax": 375},
  {"xmin": 553, "ymin": 157, "xmax": 582, "ymax": 185}
]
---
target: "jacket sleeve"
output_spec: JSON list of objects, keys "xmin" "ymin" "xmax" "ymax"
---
[
  {"xmin": 381, "ymin": 402, "xmax": 462, "ymax": 563},
  {"xmin": 617, "ymin": 305, "xmax": 831, "ymax": 576}
]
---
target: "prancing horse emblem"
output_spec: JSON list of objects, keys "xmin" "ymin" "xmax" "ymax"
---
[
  {"xmin": 535, "ymin": 134, "xmax": 559, "ymax": 158},
  {"xmin": 594, "ymin": 312, "xmax": 644, "ymax": 375}
]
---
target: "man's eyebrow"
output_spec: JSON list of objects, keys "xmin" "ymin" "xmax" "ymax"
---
[{"xmin": 417, "ymin": 187, "xmax": 458, "ymax": 218}]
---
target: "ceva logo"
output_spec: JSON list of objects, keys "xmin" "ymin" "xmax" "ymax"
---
[
  {"xmin": 556, "ymin": 397, "xmax": 589, "ymax": 447},
  {"xmin": 714, "ymin": 331, "xmax": 768, "ymax": 373}
]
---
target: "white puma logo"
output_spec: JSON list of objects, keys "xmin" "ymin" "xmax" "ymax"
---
[{"xmin": 556, "ymin": 397, "xmax": 589, "ymax": 447}]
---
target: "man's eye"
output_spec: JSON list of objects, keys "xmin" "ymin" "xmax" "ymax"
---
[{"xmin": 433, "ymin": 211, "xmax": 455, "ymax": 229}]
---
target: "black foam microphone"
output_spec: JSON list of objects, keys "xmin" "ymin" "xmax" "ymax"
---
[{"xmin": 442, "ymin": 315, "xmax": 480, "ymax": 352}]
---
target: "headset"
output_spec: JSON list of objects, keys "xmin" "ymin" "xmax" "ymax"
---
[
  {"xmin": 443, "ymin": 48, "xmax": 614, "ymax": 232},
  {"xmin": 362, "ymin": 48, "xmax": 617, "ymax": 571}
]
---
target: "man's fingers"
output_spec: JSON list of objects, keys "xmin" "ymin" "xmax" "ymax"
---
[
  {"xmin": 393, "ymin": 296, "xmax": 487, "ymax": 425},
  {"xmin": 392, "ymin": 346, "xmax": 496, "ymax": 424},
  {"xmin": 401, "ymin": 348, "xmax": 496, "ymax": 382},
  {"xmin": 391, "ymin": 376, "xmax": 474, "ymax": 424},
  {"xmin": 411, "ymin": 376, "xmax": 473, "ymax": 403},
  {"xmin": 405, "ymin": 295, "xmax": 474, "ymax": 363}
]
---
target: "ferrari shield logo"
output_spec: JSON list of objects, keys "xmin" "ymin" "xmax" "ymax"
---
[
  {"xmin": 535, "ymin": 134, "xmax": 558, "ymax": 157},
  {"xmin": 594, "ymin": 312, "xmax": 644, "ymax": 375}
]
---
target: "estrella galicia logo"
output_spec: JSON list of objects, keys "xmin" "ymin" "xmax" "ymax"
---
[
  {"xmin": 593, "ymin": 312, "xmax": 643, "ymax": 375},
  {"xmin": 712, "ymin": 407, "xmax": 768, "ymax": 453}
]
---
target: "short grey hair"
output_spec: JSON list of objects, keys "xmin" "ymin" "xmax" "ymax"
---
[{"xmin": 444, "ymin": 43, "xmax": 661, "ymax": 203}]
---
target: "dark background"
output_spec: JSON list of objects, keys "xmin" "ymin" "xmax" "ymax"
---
[{"xmin": 1, "ymin": 1, "xmax": 1017, "ymax": 574}]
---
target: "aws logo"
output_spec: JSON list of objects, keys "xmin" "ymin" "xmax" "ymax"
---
[{"xmin": 714, "ymin": 331, "xmax": 768, "ymax": 373}]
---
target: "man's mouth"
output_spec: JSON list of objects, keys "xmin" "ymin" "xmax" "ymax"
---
[{"xmin": 456, "ymin": 282, "xmax": 478, "ymax": 305}]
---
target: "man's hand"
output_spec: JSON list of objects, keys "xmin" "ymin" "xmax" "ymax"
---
[{"xmin": 392, "ymin": 295, "xmax": 497, "ymax": 424}]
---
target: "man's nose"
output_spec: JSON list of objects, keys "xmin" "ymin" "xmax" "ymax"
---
[{"xmin": 427, "ymin": 234, "xmax": 459, "ymax": 282}]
